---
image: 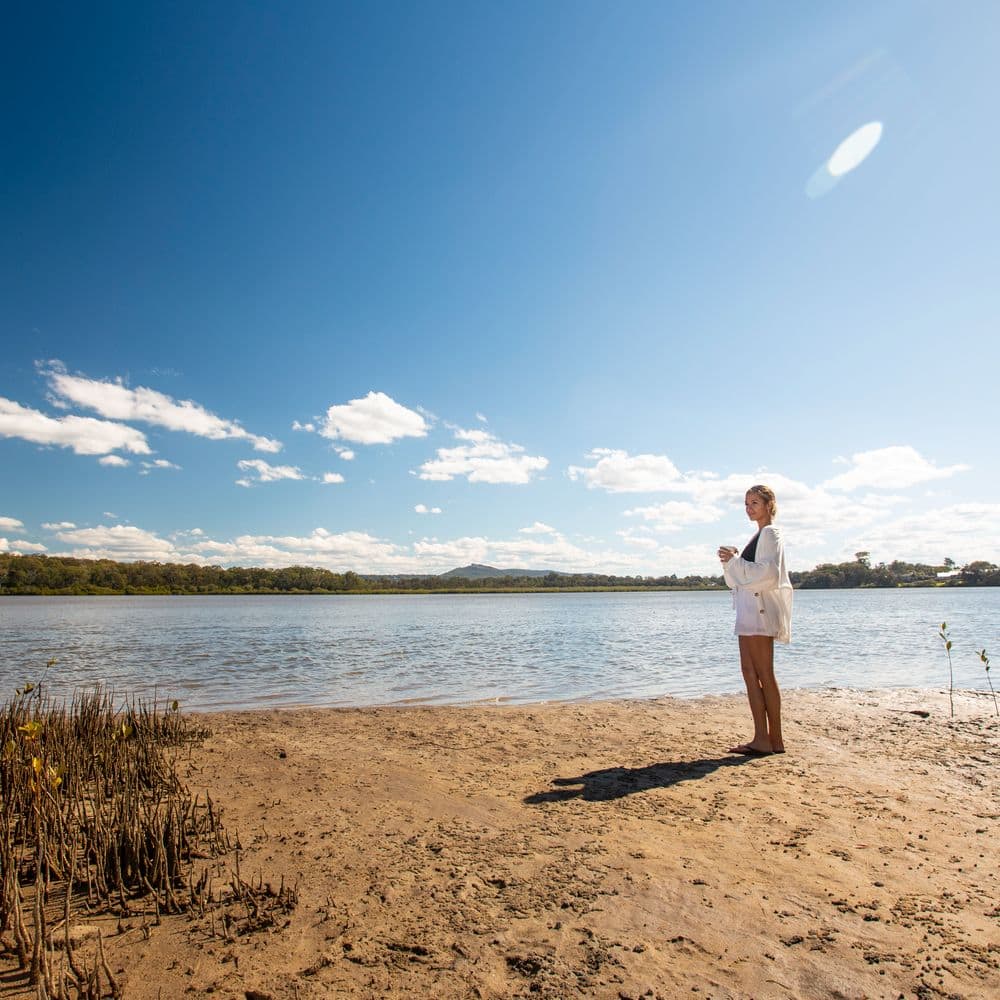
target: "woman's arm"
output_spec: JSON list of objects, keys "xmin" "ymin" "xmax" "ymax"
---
[{"xmin": 723, "ymin": 526, "xmax": 782, "ymax": 589}]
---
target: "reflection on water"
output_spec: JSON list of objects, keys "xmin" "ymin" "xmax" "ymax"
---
[{"xmin": 1, "ymin": 589, "xmax": 996, "ymax": 712}]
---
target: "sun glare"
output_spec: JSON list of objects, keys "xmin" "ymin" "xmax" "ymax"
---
[{"xmin": 827, "ymin": 121, "xmax": 883, "ymax": 177}]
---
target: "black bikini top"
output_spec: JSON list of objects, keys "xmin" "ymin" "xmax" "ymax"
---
[{"xmin": 741, "ymin": 531, "xmax": 760, "ymax": 562}]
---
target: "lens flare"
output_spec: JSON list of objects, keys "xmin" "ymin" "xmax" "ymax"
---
[{"xmin": 827, "ymin": 122, "xmax": 883, "ymax": 176}]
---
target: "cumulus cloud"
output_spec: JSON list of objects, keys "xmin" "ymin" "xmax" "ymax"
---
[
  {"xmin": 334, "ymin": 447, "xmax": 355, "ymax": 461},
  {"xmin": 566, "ymin": 445, "xmax": 951, "ymax": 554},
  {"xmin": 624, "ymin": 501, "xmax": 724, "ymax": 531},
  {"xmin": 0, "ymin": 396, "xmax": 151, "ymax": 456},
  {"xmin": 140, "ymin": 459, "xmax": 181, "ymax": 473},
  {"xmin": 170, "ymin": 527, "xmax": 206, "ymax": 539},
  {"xmin": 42, "ymin": 522, "xmax": 76, "ymax": 530},
  {"xmin": 824, "ymin": 446, "xmax": 969, "ymax": 492},
  {"xmin": 851, "ymin": 503, "xmax": 1000, "ymax": 566},
  {"xmin": 292, "ymin": 420, "xmax": 316, "ymax": 432},
  {"xmin": 519, "ymin": 522, "xmax": 556, "ymax": 535},
  {"xmin": 616, "ymin": 530, "xmax": 660, "ymax": 550},
  {"xmin": 0, "ymin": 516, "xmax": 24, "ymax": 531},
  {"xmin": 53, "ymin": 525, "xmax": 181, "ymax": 561},
  {"xmin": 99, "ymin": 455, "xmax": 131, "ymax": 467},
  {"xmin": 236, "ymin": 459, "xmax": 306, "ymax": 485},
  {"xmin": 568, "ymin": 449, "xmax": 686, "ymax": 493},
  {"xmin": 418, "ymin": 428, "xmax": 548, "ymax": 484},
  {"xmin": 44, "ymin": 366, "xmax": 282, "ymax": 453},
  {"xmin": 9, "ymin": 540, "xmax": 47, "ymax": 553},
  {"xmin": 320, "ymin": 391, "xmax": 428, "ymax": 445},
  {"xmin": 414, "ymin": 504, "xmax": 442, "ymax": 514},
  {"xmin": 190, "ymin": 528, "xmax": 406, "ymax": 571},
  {"xmin": 411, "ymin": 531, "xmax": 604, "ymax": 572},
  {"xmin": 321, "ymin": 472, "xmax": 345, "ymax": 485}
]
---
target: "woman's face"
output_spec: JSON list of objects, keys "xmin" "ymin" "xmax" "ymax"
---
[{"xmin": 745, "ymin": 491, "xmax": 771, "ymax": 526}]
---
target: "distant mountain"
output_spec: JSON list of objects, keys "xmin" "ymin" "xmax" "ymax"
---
[{"xmin": 439, "ymin": 563, "xmax": 561, "ymax": 580}]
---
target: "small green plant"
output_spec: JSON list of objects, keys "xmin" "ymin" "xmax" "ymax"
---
[
  {"xmin": 938, "ymin": 622, "xmax": 954, "ymax": 718},
  {"xmin": 977, "ymin": 648, "xmax": 998, "ymax": 717}
]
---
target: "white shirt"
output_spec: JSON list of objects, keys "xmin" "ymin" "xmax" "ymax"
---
[{"xmin": 723, "ymin": 524, "xmax": 793, "ymax": 643}]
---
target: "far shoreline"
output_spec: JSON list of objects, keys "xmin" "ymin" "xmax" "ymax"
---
[{"xmin": 3, "ymin": 581, "xmax": 993, "ymax": 597}]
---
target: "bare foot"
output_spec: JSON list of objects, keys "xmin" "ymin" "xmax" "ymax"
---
[{"xmin": 728, "ymin": 742, "xmax": 773, "ymax": 755}]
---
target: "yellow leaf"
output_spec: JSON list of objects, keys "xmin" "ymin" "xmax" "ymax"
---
[
  {"xmin": 18, "ymin": 721, "xmax": 42, "ymax": 740},
  {"xmin": 32, "ymin": 756, "xmax": 43, "ymax": 775}
]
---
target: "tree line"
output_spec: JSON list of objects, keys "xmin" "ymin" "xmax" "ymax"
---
[{"xmin": 0, "ymin": 552, "xmax": 997, "ymax": 595}]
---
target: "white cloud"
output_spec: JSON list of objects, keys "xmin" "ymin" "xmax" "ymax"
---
[
  {"xmin": 321, "ymin": 472, "xmax": 346, "ymax": 485},
  {"xmin": 644, "ymin": 542, "xmax": 731, "ymax": 577},
  {"xmin": 320, "ymin": 391, "xmax": 428, "ymax": 445},
  {"xmin": 235, "ymin": 478, "xmax": 253, "ymax": 489},
  {"xmin": 45, "ymin": 366, "xmax": 282, "ymax": 453},
  {"xmin": 824, "ymin": 446, "xmax": 969, "ymax": 492},
  {"xmin": 852, "ymin": 503, "xmax": 1000, "ymax": 566},
  {"xmin": 476, "ymin": 412, "xmax": 488, "ymax": 423},
  {"xmin": 567, "ymin": 446, "xmax": 944, "ymax": 554},
  {"xmin": 236, "ymin": 459, "xmax": 306, "ymax": 484},
  {"xmin": 0, "ymin": 516, "xmax": 24, "ymax": 531},
  {"xmin": 140, "ymin": 459, "xmax": 181, "ymax": 472},
  {"xmin": 99, "ymin": 455, "xmax": 131, "ymax": 467},
  {"xmin": 519, "ymin": 522, "xmax": 556, "ymax": 535},
  {"xmin": 292, "ymin": 420, "xmax": 316, "ymax": 432},
  {"xmin": 616, "ymin": 530, "xmax": 660, "ymax": 550},
  {"xmin": 42, "ymin": 521, "xmax": 76, "ymax": 530},
  {"xmin": 412, "ymin": 533, "xmax": 598, "ymax": 572},
  {"xmin": 334, "ymin": 446, "xmax": 355, "ymax": 461},
  {"xmin": 53, "ymin": 525, "xmax": 180, "ymax": 561},
  {"xmin": 190, "ymin": 528, "xmax": 406, "ymax": 572},
  {"xmin": 9, "ymin": 540, "xmax": 47, "ymax": 553},
  {"xmin": 0, "ymin": 538, "xmax": 7, "ymax": 552},
  {"xmin": 568, "ymin": 449, "xmax": 686, "ymax": 493},
  {"xmin": 171, "ymin": 527, "xmax": 206, "ymax": 538},
  {"xmin": 414, "ymin": 504, "xmax": 442, "ymax": 514},
  {"xmin": 418, "ymin": 428, "xmax": 548, "ymax": 484},
  {"xmin": 0, "ymin": 396, "xmax": 152, "ymax": 456},
  {"xmin": 624, "ymin": 500, "xmax": 724, "ymax": 531}
]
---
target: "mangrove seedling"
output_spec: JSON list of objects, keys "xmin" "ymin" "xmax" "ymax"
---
[
  {"xmin": 938, "ymin": 622, "xmax": 954, "ymax": 718},
  {"xmin": 977, "ymin": 648, "xmax": 997, "ymax": 716}
]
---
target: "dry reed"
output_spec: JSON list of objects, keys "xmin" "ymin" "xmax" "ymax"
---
[{"xmin": 0, "ymin": 683, "xmax": 295, "ymax": 998}]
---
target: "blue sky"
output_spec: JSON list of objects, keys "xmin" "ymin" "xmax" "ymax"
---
[{"xmin": 2, "ymin": 1, "xmax": 998, "ymax": 575}]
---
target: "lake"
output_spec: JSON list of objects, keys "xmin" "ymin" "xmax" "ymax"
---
[{"xmin": 1, "ymin": 589, "xmax": 996, "ymax": 711}]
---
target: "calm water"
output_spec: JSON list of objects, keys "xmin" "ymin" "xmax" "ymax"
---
[{"xmin": 1, "ymin": 590, "xmax": 996, "ymax": 711}]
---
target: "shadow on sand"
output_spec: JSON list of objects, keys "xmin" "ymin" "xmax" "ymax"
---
[{"xmin": 524, "ymin": 755, "xmax": 760, "ymax": 804}]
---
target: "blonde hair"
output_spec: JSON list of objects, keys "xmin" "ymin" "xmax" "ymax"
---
[{"xmin": 747, "ymin": 484, "xmax": 777, "ymax": 518}]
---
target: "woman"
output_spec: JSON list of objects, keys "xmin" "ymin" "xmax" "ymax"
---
[{"xmin": 718, "ymin": 484, "xmax": 793, "ymax": 756}]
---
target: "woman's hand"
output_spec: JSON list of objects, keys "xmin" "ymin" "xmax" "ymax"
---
[{"xmin": 718, "ymin": 545, "xmax": 738, "ymax": 564}]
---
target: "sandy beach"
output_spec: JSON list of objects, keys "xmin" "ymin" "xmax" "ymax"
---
[{"xmin": 6, "ymin": 688, "xmax": 999, "ymax": 999}]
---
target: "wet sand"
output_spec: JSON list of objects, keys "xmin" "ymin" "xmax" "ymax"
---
[{"xmin": 6, "ymin": 688, "xmax": 999, "ymax": 998}]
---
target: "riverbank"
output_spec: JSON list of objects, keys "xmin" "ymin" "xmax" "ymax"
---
[{"xmin": 17, "ymin": 687, "xmax": 994, "ymax": 999}]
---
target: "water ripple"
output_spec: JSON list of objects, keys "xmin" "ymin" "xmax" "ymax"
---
[{"xmin": 1, "ymin": 590, "xmax": 997, "ymax": 711}]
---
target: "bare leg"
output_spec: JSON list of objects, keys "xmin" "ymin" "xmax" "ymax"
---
[{"xmin": 734, "ymin": 635, "xmax": 784, "ymax": 752}]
